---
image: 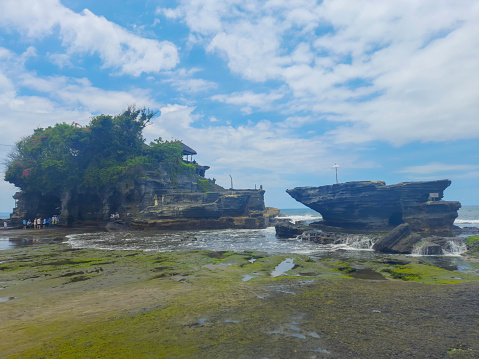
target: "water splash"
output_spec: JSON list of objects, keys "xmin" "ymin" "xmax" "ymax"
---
[
  {"xmin": 301, "ymin": 232, "xmax": 375, "ymax": 250},
  {"xmin": 412, "ymin": 238, "xmax": 467, "ymax": 256},
  {"xmin": 443, "ymin": 240, "xmax": 467, "ymax": 256}
]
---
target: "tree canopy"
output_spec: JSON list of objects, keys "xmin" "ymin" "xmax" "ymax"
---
[{"xmin": 4, "ymin": 107, "xmax": 184, "ymax": 194}]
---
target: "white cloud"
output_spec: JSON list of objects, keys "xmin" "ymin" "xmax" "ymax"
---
[
  {"xmin": 211, "ymin": 90, "xmax": 285, "ymax": 114},
  {"xmin": 18, "ymin": 74, "xmax": 158, "ymax": 114},
  {"xmin": 399, "ymin": 162, "xmax": 479, "ymax": 177},
  {"xmin": 143, "ymin": 104, "xmax": 367, "ymax": 184},
  {"xmin": 0, "ymin": 47, "xmax": 161, "ymax": 178},
  {"xmin": 165, "ymin": 77, "xmax": 218, "ymax": 93},
  {"xmin": 0, "ymin": 0, "xmax": 179, "ymax": 76},
  {"xmin": 159, "ymin": 0, "xmax": 479, "ymax": 145}
]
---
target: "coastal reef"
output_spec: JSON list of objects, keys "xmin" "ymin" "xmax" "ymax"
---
[
  {"xmin": 1, "ymin": 244, "xmax": 479, "ymax": 358},
  {"xmin": 286, "ymin": 180, "xmax": 461, "ymax": 231},
  {"xmin": 4, "ymin": 107, "xmax": 276, "ymax": 230}
]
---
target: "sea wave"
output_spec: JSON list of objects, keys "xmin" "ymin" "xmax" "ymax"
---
[
  {"xmin": 455, "ymin": 219, "xmax": 479, "ymax": 224},
  {"xmin": 280, "ymin": 214, "xmax": 322, "ymax": 223}
]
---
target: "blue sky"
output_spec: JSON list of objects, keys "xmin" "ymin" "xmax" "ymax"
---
[{"xmin": 0, "ymin": 0, "xmax": 478, "ymax": 212}]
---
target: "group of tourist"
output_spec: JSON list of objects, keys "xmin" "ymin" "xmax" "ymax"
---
[
  {"xmin": 22, "ymin": 216, "xmax": 60, "ymax": 229},
  {"xmin": 110, "ymin": 213, "xmax": 121, "ymax": 221}
]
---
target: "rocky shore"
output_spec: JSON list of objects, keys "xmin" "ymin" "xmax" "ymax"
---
[{"xmin": 1, "ymin": 241, "xmax": 479, "ymax": 358}]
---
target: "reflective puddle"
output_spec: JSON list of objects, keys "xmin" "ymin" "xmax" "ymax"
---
[{"xmin": 271, "ymin": 258, "xmax": 295, "ymax": 277}]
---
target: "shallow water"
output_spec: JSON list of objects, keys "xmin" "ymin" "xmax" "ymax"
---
[
  {"xmin": 271, "ymin": 258, "xmax": 295, "ymax": 277},
  {"xmin": 0, "ymin": 237, "xmax": 32, "ymax": 250},
  {"xmin": 61, "ymin": 227, "xmax": 478, "ymax": 273},
  {"xmin": 64, "ymin": 227, "xmax": 376, "ymax": 255}
]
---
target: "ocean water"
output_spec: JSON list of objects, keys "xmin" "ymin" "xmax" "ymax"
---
[
  {"xmin": 1, "ymin": 206, "xmax": 478, "ymax": 254},
  {"xmin": 0, "ymin": 212, "xmax": 11, "ymax": 219},
  {"xmin": 455, "ymin": 205, "xmax": 479, "ymax": 228},
  {"xmin": 60, "ymin": 206, "xmax": 479, "ymax": 255}
]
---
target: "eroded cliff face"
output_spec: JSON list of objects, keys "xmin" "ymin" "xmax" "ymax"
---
[
  {"xmin": 132, "ymin": 190, "xmax": 272, "ymax": 229},
  {"xmin": 10, "ymin": 165, "xmax": 275, "ymax": 229},
  {"xmin": 286, "ymin": 180, "xmax": 461, "ymax": 231}
]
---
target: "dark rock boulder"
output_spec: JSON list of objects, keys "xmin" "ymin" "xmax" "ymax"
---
[
  {"xmin": 105, "ymin": 221, "xmax": 129, "ymax": 232},
  {"xmin": 300, "ymin": 231, "xmax": 342, "ymax": 244},
  {"xmin": 287, "ymin": 180, "xmax": 460, "ymax": 231},
  {"xmin": 373, "ymin": 223, "xmax": 422, "ymax": 254},
  {"xmin": 275, "ymin": 222, "xmax": 304, "ymax": 238}
]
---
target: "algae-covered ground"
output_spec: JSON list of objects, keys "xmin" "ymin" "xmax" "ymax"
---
[{"xmin": 1, "ymin": 244, "xmax": 479, "ymax": 358}]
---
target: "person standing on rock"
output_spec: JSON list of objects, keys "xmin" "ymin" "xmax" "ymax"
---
[
  {"xmin": 23, "ymin": 219, "xmax": 27, "ymax": 229},
  {"xmin": 3, "ymin": 221, "xmax": 7, "ymax": 230}
]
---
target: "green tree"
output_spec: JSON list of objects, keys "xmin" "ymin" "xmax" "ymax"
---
[{"xmin": 4, "ymin": 107, "xmax": 184, "ymax": 194}]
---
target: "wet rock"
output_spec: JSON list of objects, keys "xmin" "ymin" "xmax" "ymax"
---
[
  {"xmin": 274, "ymin": 222, "xmax": 304, "ymax": 238},
  {"xmin": 373, "ymin": 223, "xmax": 421, "ymax": 254},
  {"xmin": 105, "ymin": 221, "xmax": 129, "ymax": 232},
  {"xmin": 418, "ymin": 244, "xmax": 444, "ymax": 255},
  {"xmin": 300, "ymin": 231, "xmax": 341, "ymax": 244}
]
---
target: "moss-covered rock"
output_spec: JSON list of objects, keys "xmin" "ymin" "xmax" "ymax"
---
[{"xmin": 1, "ymin": 245, "xmax": 479, "ymax": 358}]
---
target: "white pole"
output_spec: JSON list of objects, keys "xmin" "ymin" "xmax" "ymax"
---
[{"xmin": 332, "ymin": 164, "xmax": 340, "ymax": 184}]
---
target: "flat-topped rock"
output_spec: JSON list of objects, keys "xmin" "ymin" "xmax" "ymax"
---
[{"xmin": 287, "ymin": 180, "xmax": 461, "ymax": 231}]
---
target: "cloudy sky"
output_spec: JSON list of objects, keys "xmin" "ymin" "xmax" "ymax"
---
[{"xmin": 0, "ymin": 0, "xmax": 478, "ymax": 212}]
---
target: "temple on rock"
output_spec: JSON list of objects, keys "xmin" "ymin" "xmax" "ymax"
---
[{"xmin": 10, "ymin": 142, "xmax": 278, "ymax": 230}]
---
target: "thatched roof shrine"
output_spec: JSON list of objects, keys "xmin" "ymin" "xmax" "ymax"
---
[{"xmin": 178, "ymin": 142, "xmax": 197, "ymax": 156}]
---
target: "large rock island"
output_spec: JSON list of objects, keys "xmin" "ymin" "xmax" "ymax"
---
[
  {"xmin": 286, "ymin": 180, "xmax": 461, "ymax": 232},
  {"xmin": 5, "ymin": 108, "xmax": 276, "ymax": 230}
]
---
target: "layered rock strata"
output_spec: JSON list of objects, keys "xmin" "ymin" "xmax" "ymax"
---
[
  {"xmin": 286, "ymin": 180, "xmax": 461, "ymax": 231},
  {"xmin": 132, "ymin": 191, "xmax": 278, "ymax": 230}
]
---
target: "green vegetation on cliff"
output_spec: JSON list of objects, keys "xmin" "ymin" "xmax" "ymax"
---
[{"xmin": 4, "ymin": 107, "xmax": 183, "ymax": 192}]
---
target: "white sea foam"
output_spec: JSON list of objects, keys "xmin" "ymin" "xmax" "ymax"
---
[
  {"xmin": 455, "ymin": 219, "xmax": 479, "ymax": 224},
  {"xmin": 280, "ymin": 214, "xmax": 322, "ymax": 224}
]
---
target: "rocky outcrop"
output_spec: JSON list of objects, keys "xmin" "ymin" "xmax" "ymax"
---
[
  {"xmin": 286, "ymin": 180, "xmax": 461, "ymax": 231},
  {"xmin": 402, "ymin": 201, "xmax": 461, "ymax": 232},
  {"xmin": 9, "ymin": 163, "xmax": 277, "ymax": 230},
  {"xmin": 372, "ymin": 224, "xmax": 422, "ymax": 254},
  {"xmin": 132, "ymin": 190, "xmax": 275, "ymax": 229},
  {"xmin": 105, "ymin": 221, "xmax": 129, "ymax": 232},
  {"xmin": 275, "ymin": 222, "xmax": 305, "ymax": 238}
]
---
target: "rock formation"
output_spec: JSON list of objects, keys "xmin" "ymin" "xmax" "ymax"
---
[
  {"xmin": 9, "ymin": 165, "xmax": 276, "ymax": 230},
  {"xmin": 132, "ymin": 189, "xmax": 276, "ymax": 230},
  {"xmin": 286, "ymin": 180, "xmax": 461, "ymax": 232},
  {"xmin": 372, "ymin": 223, "xmax": 422, "ymax": 254}
]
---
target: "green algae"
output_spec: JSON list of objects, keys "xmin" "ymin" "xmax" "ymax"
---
[
  {"xmin": 465, "ymin": 235, "xmax": 479, "ymax": 257},
  {"xmin": 1, "ymin": 245, "xmax": 479, "ymax": 358}
]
